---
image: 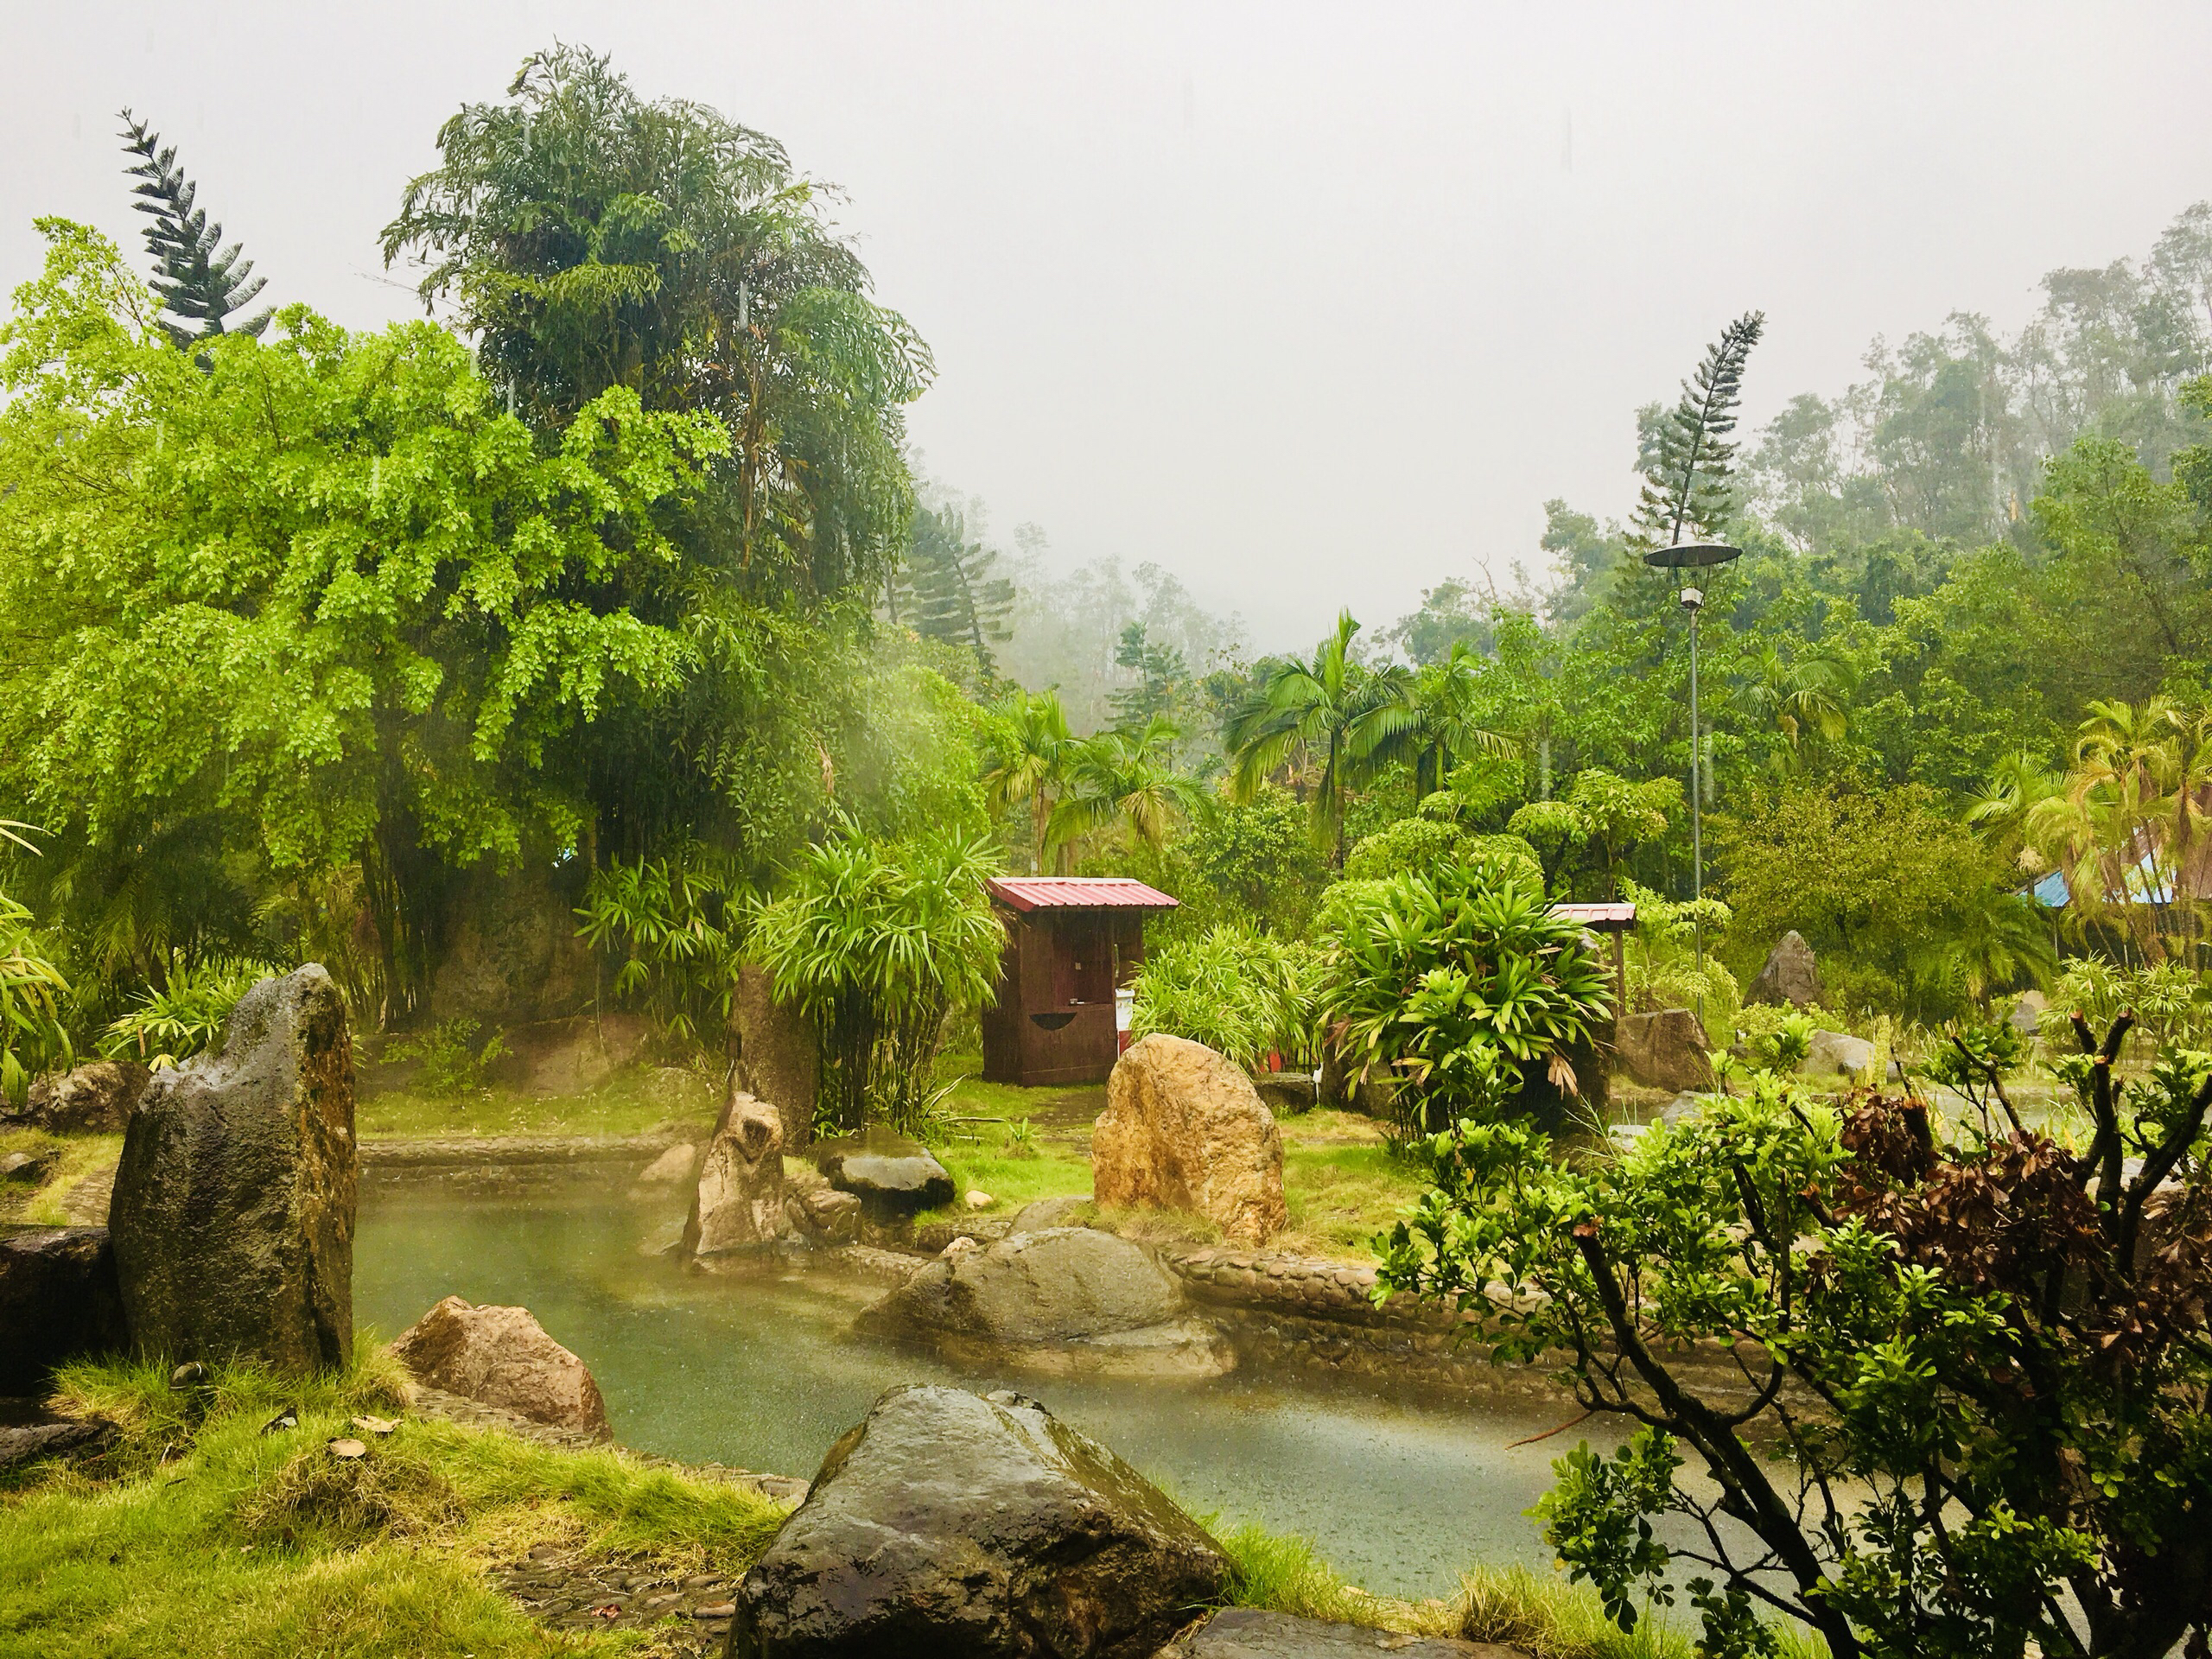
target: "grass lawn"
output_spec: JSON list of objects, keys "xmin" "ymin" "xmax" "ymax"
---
[
  {"xmin": 0, "ymin": 1128, "xmax": 123, "ymax": 1227},
  {"xmin": 0, "ymin": 1348, "xmax": 784, "ymax": 1659}
]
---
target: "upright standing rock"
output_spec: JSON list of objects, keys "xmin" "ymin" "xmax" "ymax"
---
[
  {"xmin": 1612, "ymin": 1009, "xmax": 1714, "ymax": 1093},
  {"xmin": 682, "ymin": 1090, "xmax": 790, "ymax": 1255},
  {"xmin": 1093, "ymin": 1035, "xmax": 1285, "ymax": 1245},
  {"xmin": 1748, "ymin": 931, "xmax": 1823, "ymax": 1007},
  {"xmin": 733, "ymin": 963, "xmax": 818, "ymax": 1150},
  {"xmin": 109, "ymin": 965, "xmax": 355, "ymax": 1372}
]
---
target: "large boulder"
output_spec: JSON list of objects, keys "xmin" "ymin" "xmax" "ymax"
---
[
  {"xmin": 391, "ymin": 1295, "xmax": 610, "ymax": 1439},
  {"xmin": 726, "ymin": 1383, "xmax": 1229, "ymax": 1658},
  {"xmin": 1093, "ymin": 1036, "xmax": 1285, "ymax": 1244},
  {"xmin": 858, "ymin": 1227, "xmax": 1232, "ymax": 1379},
  {"xmin": 682, "ymin": 1090, "xmax": 790, "ymax": 1255},
  {"xmin": 1748, "ymin": 931, "xmax": 1822, "ymax": 1008},
  {"xmin": 1611, "ymin": 1009, "xmax": 1714, "ymax": 1093},
  {"xmin": 108, "ymin": 965, "xmax": 356, "ymax": 1372},
  {"xmin": 814, "ymin": 1130, "xmax": 956, "ymax": 1221},
  {"xmin": 734, "ymin": 963, "xmax": 819, "ymax": 1150},
  {"xmin": 0, "ymin": 1226, "xmax": 129, "ymax": 1393},
  {"xmin": 14, "ymin": 1060, "xmax": 149, "ymax": 1134},
  {"xmin": 1802, "ymin": 1028, "xmax": 1877, "ymax": 1080}
]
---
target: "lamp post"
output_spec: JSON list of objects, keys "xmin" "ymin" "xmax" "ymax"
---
[{"xmin": 1641, "ymin": 542, "xmax": 1741, "ymax": 974}]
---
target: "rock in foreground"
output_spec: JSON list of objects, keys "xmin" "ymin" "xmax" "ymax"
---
[
  {"xmin": 813, "ymin": 1130, "xmax": 955, "ymax": 1220},
  {"xmin": 1159, "ymin": 1607, "xmax": 1520, "ymax": 1657},
  {"xmin": 15, "ymin": 1060, "xmax": 149, "ymax": 1133},
  {"xmin": 1093, "ymin": 1035, "xmax": 1285, "ymax": 1245},
  {"xmin": 391, "ymin": 1295, "xmax": 611, "ymax": 1440},
  {"xmin": 859, "ymin": 1226, "xmax": 1233, "ymax": 1379},
  {"xmin": 683, "ymin": 1090, "xmax": 790, "ymax": 1254},
  {"xmin": 728, "ymin": 1383, "xmax": 1227, "ymax": 1658},
  {"xmin": 109, "ymin": 965, "xmax": 355, "ymax": 1372},
  {"xmin": 1611, "ymin": 1009, "xmax": 1713, "ymax": 1093},
  {"xmin": 0, "ymin": 1227, "xmax": 128, "ymax": 1393}
]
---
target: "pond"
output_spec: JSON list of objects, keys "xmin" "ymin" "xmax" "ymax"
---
[{"xmin": 355, "ymin": 1179, "xmax": 1620, "ymax": 1600}]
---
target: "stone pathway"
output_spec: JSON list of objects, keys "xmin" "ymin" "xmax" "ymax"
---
[
  {"xmin": 1160, "ymin": 1607, "xmax": 1524, "ymax": 1657},
  {"xmin": 489, "ymin": 1541, "xmax": 741, "ymax": 1654}
]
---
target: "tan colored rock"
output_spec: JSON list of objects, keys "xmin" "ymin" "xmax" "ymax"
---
[
  {"xmin": 391, "ymin": 1296, "xmax": 609, "ymax": 1439},
  {"xmin": 680, "ymin": 1091, "xmax": 787, "ymax": 1255},
  {"xmin": 1093, "ymin": 1035, "xmax": 1286, "ymax": 1245}
]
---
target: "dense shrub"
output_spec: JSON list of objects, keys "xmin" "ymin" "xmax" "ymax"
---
[
  {"xmin": 100, "ymin": 957, "xmax": 276, "ymax": 1071},
  {"xmin": 1128, "ymin": 925, "xmax": 1317, "ymax": 1071},
  {"xmin": 749, "ymin": 821, "xmax": 1004, "ymax": 1135},
  {"xmin": 1318, "ymin": 850, "xmax": 1612, "ymax": 1136},
  {"xmin": 1381, "ymin": 1021, "xmax": 2212, "ymax": 1658}
]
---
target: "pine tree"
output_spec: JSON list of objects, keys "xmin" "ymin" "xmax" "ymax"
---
[
  {"xmin": 1107, "ymin": 622, "xmax": 1189, "ymax": 728},
  {"xmin": 1631, "ymin": 310, "xmax": 1765, "ymax": 547},
  {"xmin": 118, "ymin": 110, "xmax": 271, "ymax": 348},
  {"xmin": 898, "ymin": 505, "xmax": 1015, "ymax": 671}
]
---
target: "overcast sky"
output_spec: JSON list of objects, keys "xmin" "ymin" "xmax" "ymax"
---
[{"xmin": 6, "ymin": 2, "xmax": 2209, "ymax": 649}]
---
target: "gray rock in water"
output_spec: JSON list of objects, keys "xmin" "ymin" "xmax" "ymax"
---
[
  {"xmin": 0, "ymin": 1226, "xmax": 128, "ymax": 1393},
  {"xmin": 2011, "ymin": 989, "xmax": 2049, "ymax": 1035},
  {"xmin": 15, "ymin": 1060, "xmax": 149, "ymax": 1134},
  {"xmin": 1611, "ymin": 1009, "xmax": 1714, "ymax": 1093},
  {"xmin": 1658, "ymin": 1091, "xmax": 1705, "ymax": 1128},
  {"xmin": 1011, "ymin": 1194, "xmax": 1093, "ymax": 1234},
  {"xmin": 858, "ymin": 1226, "xmax": 1232, "ymax": 1379},
  {"xmin": 109, "ymin": 965, "xmax": 356, "ymax": 1372},
  {"xmin": 1748, "ymin": 931, "xmax": 1823, "ymax": 1008},
  {"xmin": 813, "ymin": 1130, "xmax": 955, "ymax": 1220},
  {"xmin": 727, "ymin": 1382, "xmax": 1228, "ymax": 1659},
  {"xmin": 1160, "ymin": 1606, "xmax": 1515, "ymax": 1657},
  {"xmin": 734, "ymin": 963, "xmax": 819, "ymax": 1151}
]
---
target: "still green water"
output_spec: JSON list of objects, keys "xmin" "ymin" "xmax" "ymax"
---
[{"xmin": 355, "ymin": 1180, "xmax": 1609, "ymax": 1599}]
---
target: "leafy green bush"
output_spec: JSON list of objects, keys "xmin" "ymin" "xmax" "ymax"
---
[
  {"xmin": 1380, "ymin": 1027, "xmax": 2212, "ymax": 1659},
  {"xmin": 0, "ymin": 890, "xmax": 72, "ymax": 1106},
  {"xmin": 1318, "ymin": 851, "xmax": 1612, "ymax": 1135},
  {"xmin": 100, "ymin": 958, "xmax": 276, "ymax": 1071},
  {"xmin": 750, "ymin": 820, "xmax": 1005, "ymax": 1135},
  {"xmin": 575, "ymin": 848, "xmax": 746, "ymax": 1050},
  {"xmin": 1129, "ymin": 925, "xmax": 1317, "ymax": 1072},
  {"xmin": 1619, "ymin": 880, "xmax": 1738, "ymax": 1033},
  {"xmin": 1343, "ymin": 817, "xmax": 1545, "ymax": 893},
  {"xmin": 380, "ymin": 1018, "xmax": 512, "ymax": 1096},
  {"xmin": 2052, "ymin": 958, "xmax": 2209, "ymax": 1058}
]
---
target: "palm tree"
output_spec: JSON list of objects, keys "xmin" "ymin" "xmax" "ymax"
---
[
  {"xmin": 1736, "ymin": 641, "xmax": 1850, "ymax": 772},
  {"xmin": 1967, "ymin": 750, "xmax": 2063, "ymax": 874},
  {"xmin": 982, "ymin": 689, "xmax": 1074, "ymax": 874},
  {"xmin": 1046, "ymin": 717, "xmax": 1201, "ymax": 865},
  {"xmin": 1223, "ymin": 612, "xmax": 1408, "ymax": 865},
  {"xmin": 2027, "ymin": 696, "xmax": 2196, "ymax": 963},
  {"xmin": 1360, "ymin": 642, "xmax": 1516, "ymax": 799}
]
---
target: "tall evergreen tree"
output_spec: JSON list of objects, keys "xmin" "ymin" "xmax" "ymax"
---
[
  {"xmin": 118, "ymin": 110, "xmax": 270, "ymax": 347},
  {"xmin": 1107, "ymin": 622, "xmax": 1190, "ymax": 728},
  {"xmin": 1631, "ymin": 310, "xmax": 1764, "ymax": 546},
  {"xmin": 898, "ymin": 505, "xmax": 1014, "ymax": 670}
]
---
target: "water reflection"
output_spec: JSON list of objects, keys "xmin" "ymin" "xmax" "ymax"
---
[{"xmin": 356, "ymin": 1180, "xmax": 1618, "ymax": 1599}]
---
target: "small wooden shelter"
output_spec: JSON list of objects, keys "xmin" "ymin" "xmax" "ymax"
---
[
  {"xmin": 1554, "ymin": 900, "xmax": 1636, "ymax": 1014},
  {"xmin": 980, "ymin": 876, "xmax": 1178, "ymax": 1087}
]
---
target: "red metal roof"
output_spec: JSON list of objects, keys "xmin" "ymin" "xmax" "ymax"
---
[
  {"xmin": 1553, "ymin": 901, "xmax": 1637, "ymax": 931},
  {"xmin": 988, "ymin": 876, "xmax": 1179, "ymax": 912}
]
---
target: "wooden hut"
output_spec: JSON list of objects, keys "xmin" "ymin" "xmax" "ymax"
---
[{"xmin": 980, "ymin": 876, "xmax": 1179, "ymax": 1087}]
